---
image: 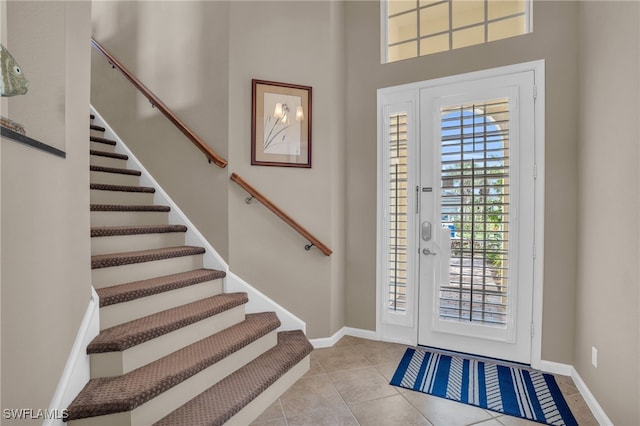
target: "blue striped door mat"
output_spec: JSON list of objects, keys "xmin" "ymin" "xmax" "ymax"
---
[{"xmin": 391, "ymin": 347, "xmax": 578, "ymax": 426}]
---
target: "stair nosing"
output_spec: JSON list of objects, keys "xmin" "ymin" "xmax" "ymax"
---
[
  {"xmin": 90, "ymin": 135, "xmax": 117, "ymax": 146},
  {"xmin": 90, "ymin": 124, "xmax": 106, "ymax": 132},
  {"xmin": 90, "ymin": 149, "xmax": 128, "ymax": 161},
  {"xmin": 86, "ymin": 292, "xmax": 249, "ymax": 354},
  {"xmin": 96, "ymin": 268, "xmax": 226, "ymax": 307},
  {"xmin": 91, "ymin": 224, "xmax": 186, "ymax": 238},
  {"xmin": 154, "ymin": 329, "xmax": 313, "ymax": 426},
  {"xmin": 67, "ymin": 312, "xmax": 279, "ymax": 421},
  {"xmin": 91, "ymin": 245, "xmax": 205, "ymax": 270},
  {"xmin": 90, "ymin": 183, "xmax": 156, "ymax": 194},
  {"xmin": 90, "ymin": 165, "xmax": 141, "ymax": 176},
  {"xmin": 90, "ymin": 204, "xmax": 170, "ymax": 213}
]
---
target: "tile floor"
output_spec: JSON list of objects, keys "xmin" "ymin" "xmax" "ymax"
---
[{"xmin": 252, "ymin": 336, "xmax": 599, "ymax": 426}]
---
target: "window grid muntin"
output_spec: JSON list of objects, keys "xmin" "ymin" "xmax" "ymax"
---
[
  {"xmin": 386, "ymin": 0, "xmax": 530, "ymax": 62},
  {"xmin": 439, "ymin": 99, "xmax": 510, "ymax": 326}
]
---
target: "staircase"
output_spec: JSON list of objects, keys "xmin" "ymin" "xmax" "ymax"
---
[{"xmin": 65, "ymin": 116, "xmax": 313, "ymax": 425}]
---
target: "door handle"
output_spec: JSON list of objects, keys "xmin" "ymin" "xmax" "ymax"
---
[
  {"xmin": 421, "ymin": 221, "xmax": 432, "ymax": 241},
  {"xmin": 422, "ymin": 248, "xmax": 437, "ymax": 256}
]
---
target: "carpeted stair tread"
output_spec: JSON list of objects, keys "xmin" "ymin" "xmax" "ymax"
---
[
  {"xmin": 90, "ymin": 113, "xmax": 96, "ymax": 120},
  {"xmin": 90, "ymin": 149, "xmax": 128, "ymax": 160},
  {"xmin": 96, "ymin": 268, "xmax": 226, "ymax": 307},
  {"xmin": 91, "ymin": 245, "xmax": 205, "ymax": 269},
  {"xmin": 90, "ymin": 183, "xmax": 156, "ymax": 194},
  {"xmin": 91, "ymin": 224, "xmax": 185, "ymax": 238},
  {"xmin": 90, "ymin": 124, "xmax": 106, "ymax": 132},
  {"xmin": 90, "ymin": 135, "xmax": 117, "ymax": 146},
  {"xmin": 87, "ymin": 292, "xmax": 249, "ymax": 354},
  {"xmin": 154, "ymin": 330, "xmax": 313, "ymax": 426},
  {"xmin": 90, "ymin": 204, "xmax": 170, "ymax": 213},
  {"xmin": 66, "ymin": 312, "xmax": 279, "ymax": 421},
  {"xmin": 90, "ymin": 165, "xmax": 141, "ymax": 176}
]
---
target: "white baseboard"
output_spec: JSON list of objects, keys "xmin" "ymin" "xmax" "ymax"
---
[
  {"xmin": 571, "ymin": 367, "xmax": 613, "ymax": 426},
  {"xmin": 309, "ymin": 326, "xmax": 378, "ymax": 348},
  {"xmin": 225, "ymin": 271, "xmax": 305, "ymax": 333},
  {"xmin": 538, "ymin": 360, "xmax": 573, "ymax": 376},
  {"xmin": 538, "ymin": 360, "xmax": 611, "ymax": 425},
  {"xmin": 45, "ymin": 288, "xmax": 100, "ymax": 426}
]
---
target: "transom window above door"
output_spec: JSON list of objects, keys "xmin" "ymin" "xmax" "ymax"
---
[{"xmin": 383, "ymin": 0, "xmax": 532, "ymax": 63}]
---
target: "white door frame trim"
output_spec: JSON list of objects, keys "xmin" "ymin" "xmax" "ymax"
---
[{"xmin": 376, "ymin": 60, "xmax": 545, "ymax": 368}]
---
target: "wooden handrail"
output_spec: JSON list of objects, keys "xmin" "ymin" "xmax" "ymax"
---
[
  {"xmin": 91, "ymin": 37, "xmax": 228, "ymax": 168},
  {"xmin": 230, "ymin": 173, "xmax": 333, "ymax": 256}
]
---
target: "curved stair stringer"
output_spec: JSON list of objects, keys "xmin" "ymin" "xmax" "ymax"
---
[{"xmin": 90, "ymin": 106, "xmax": 305, "ymax": 333}]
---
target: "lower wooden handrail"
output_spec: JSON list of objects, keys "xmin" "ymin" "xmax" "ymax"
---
[
  {"xmin": 230, "ymin": 173, "xmax": 332, "ymax": 256},
  {"xmin": 91, "ymin": 37, "xmax": 228, "ymax": 168}
]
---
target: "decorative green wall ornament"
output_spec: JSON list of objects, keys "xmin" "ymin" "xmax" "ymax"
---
[
  {"xmin": 0, "ymin": 42, "xmax": 29, "ymax": 134},
  {"xmin": 1, "ymin": 43, "xmax": 28, "ymax": 96}
]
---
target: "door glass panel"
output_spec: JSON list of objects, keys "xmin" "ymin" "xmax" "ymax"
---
[
  {"xmin": 387, "ymin": 113, "xmax": 409, "ymax": 313},
  {"xmin": 439, "ymin": 99, "xmax": 510, "ymax": 326}
]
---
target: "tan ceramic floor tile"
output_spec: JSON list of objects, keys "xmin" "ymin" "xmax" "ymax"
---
[
  {"xmin": 258, "ymin": 338, "xmax": 598, "ymax": 426},
  {"xmin": 313, "ymin": 344, "xmax": 373, "ymax": 373},
  {"xmin": 402, "ymin": 391, "xmax": 493, "ymax": 426},
  {"xmin": 279, "ymin": 374, "xmax": 355, "ymax": 422},
  {"xmin": 358, "ymin": 340, "xmax": 410, "ymax": 366},
  {"xmin": 374, "ymin": 360, "xmax": 401, "ymax": 381},
  {"xmin": 328, "ymin": 366, "xmax": 400, "ymax": 405},
  {"xmin": 303, "ymin": 355, "xmax": 326, "ymax": 378},
  {"xmin": 554, "ymin": 374, "xmax": 580, "ymax": 397},
  {"xmin": 563, "ymin": 393, "xmax": 599, "ymax": 426},
  {"xmin": 472, "ymin": 419, "xmax": 505, "ymax": 426},
  {"xmin": 494, "ymin": 414, "xmax": 543, "ymax": 426},
  {"xmin": 349, "ymin": 394, "xmax": 432, "ymax": 426},
  {"xmin": 250, "ymin": 399, "xmax": 286, "ymax": 425},
  {"xmin": 334, "ymin": 335, "xmax": 368, "ymax": 347},
  {"xmin": 250, "ymin": 417, "xmax": 288, "ymax": 426}
]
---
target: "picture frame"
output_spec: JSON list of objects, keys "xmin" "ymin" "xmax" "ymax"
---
[{"xmin": 251, "ymin": 79, "xmax": 312, "ymax": 168}]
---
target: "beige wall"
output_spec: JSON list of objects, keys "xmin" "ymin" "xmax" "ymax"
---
[
  {"xmin": 576, "ymin": 2, "xmax": 640, "ymax": 424},
  {"xmin": 91, "ymin": 1, "xmax": 231, "ymax": 260},
  {"xmin": 4, "ymin": 1, "xmax": 66, "ymax": 152},
  {"xmin": 344, "ymin": 0, "xmax": 580, "ymax": 364},
  {"xmin": 1, "ymin": 1, "xmax": 92, "ymax": 422},
  {"xmin": 228, "ymin": 1, "xmax": 346, "ymax": 339},
  {"xmin": 91, "ymin": 1, "xmax": 347, "ymax": 339}
]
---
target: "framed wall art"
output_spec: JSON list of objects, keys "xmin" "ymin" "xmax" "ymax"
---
[{"xmin": 251, "ymin": 79, "xmax": 312, "ymax": 168}]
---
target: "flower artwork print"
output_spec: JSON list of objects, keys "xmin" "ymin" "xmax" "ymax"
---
[
  {"xmin": 251, "ymin": 79, "xmax": 311, "ymax": 168},
  {"xmin": 263, "ymin": 92, "xmax": 302, "ymax": 156}
]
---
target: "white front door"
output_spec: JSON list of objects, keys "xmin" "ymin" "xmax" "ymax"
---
[{"xmin": 417, "ymin": 71, "xmax": 536, "ymax": 364}]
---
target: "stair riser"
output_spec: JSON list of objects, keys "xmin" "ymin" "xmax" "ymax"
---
[
  {"xmin": 90, "ymin": 210, "xmax": 169, "ymax": 227},
  {"xmin": 90, "ymin": 155, "xmax": 128, "ymax": 169},
  {"xmin": 227, "ymin": 355, "xmax": 311, "ymax": 426},
  {"xmin": 77, "ymin": 332, "xmax": 277, "ymax": 426},
  {"xmin": 91, "ymin": 232, "xmax": 184, "ymax": 256},
  {"xmin": 99, "ymin": 279, "xmax": 223, "ymax": 330},
  {"xmin": 92, "ymin": 254, "xmax": 203, "ymax": 288},
  {"xmin": 131, "ymin": 332, "xmax": 277, "ymax": 425},
  {"xmin": 89, "ymin": 141, "xmax": 116, "ymax": 153},
  {"xmin": 90, "ymin": 305, "xmax": 245, "ymax": 378},
  {"xmin": 90, "ymin": 170, "xmax": 139, "ymax": 186},
  {"xmin": 90, "ymin": 189, "xmax": 154, "ymax": 206}
]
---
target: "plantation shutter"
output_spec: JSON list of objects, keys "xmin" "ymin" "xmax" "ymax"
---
[{"xmin": 438, "ymin": 99, "xmax": 511, "ymax": 326}]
